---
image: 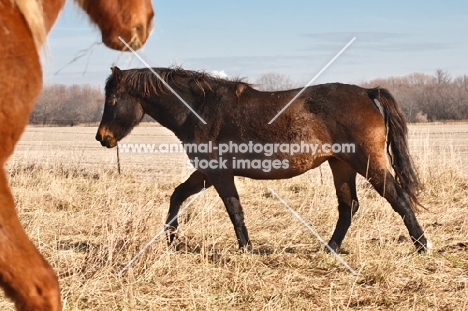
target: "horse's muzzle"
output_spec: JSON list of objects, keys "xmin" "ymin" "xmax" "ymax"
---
[{"xmin": 95, "ymin": 132, "xmax": 116, "ymax": 148}]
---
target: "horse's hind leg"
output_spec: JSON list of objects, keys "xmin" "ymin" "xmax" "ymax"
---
[
  {"xmin": 0, "ymin": 169, "xmax": 61, "ymax": 311},
  {"xmin": 368, "ymin": 166, "xmax": 427, "ymax": 252},
  {"xmin": 165, "ymin": 170, "xmax": 212, "ymax": 245},
  {"xmin": 327, "ymin": 158, "xmax": 359, "ymax": 252},
  {"xmin": 355, "ymin": 155, "xmax": 427, "ymax": 252}
]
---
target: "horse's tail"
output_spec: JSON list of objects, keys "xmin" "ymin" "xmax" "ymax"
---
[{"xmin": 366, "ymin": 88, "xmax": 423, "ymax": 211}]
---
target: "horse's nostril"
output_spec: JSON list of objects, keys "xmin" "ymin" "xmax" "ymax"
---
[
  {"xmin": 134, "ymin": 23, "xmax": 143, "ymax": 33},
  {"xmin": 98, "ymin": 136, "xmax": 109, "ymax": 147},
  {"xmin": 95, "ymin": 133, "xmax": 102, "ymax": 141}
]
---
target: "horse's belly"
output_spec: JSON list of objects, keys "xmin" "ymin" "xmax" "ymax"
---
[{"xmin": 233, "ymin": 154, "xmax": 329, "ymax": 180}]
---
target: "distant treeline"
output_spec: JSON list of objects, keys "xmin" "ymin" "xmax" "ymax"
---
[
  {"xmin": 29, "ymin": 84, "xmax": 153, "ymax": 126},
  {"xmin": 29, "ymin": 69, "xmax": 468, "ymax": 125},
  {"xmin": 361, "ymin": 70, "xmax": 468, "ymax": 122},
  {"xmin": 30, "ymin": 84, "xmax": 104, "ymax": 126}
]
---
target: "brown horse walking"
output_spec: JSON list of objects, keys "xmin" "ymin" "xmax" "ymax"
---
[
  {"xmin": 96, "ymin": 67, "xmax": 428, "ymax": 258},
  {"xmin": 0, "ymin": 1, "xmax": 153, "ymax": 310}
]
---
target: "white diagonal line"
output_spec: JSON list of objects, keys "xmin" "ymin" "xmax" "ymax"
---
[
  {"xmin": 268, "ymin": 188, "xmax": 357, "ymax": 275},
  {"xmin": 117, "ymin": 36, "xmax": 207, "ymax": 125},
  {"xmin": 268, "ymin": 37, "xmax": 356, "ymax": 124},
  {"xmin": 118, "ymin": 188, "xmax": 206, "ymax": 276}
]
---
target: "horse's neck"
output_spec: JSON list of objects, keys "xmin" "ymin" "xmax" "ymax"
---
[{"xmin": 142, "ymin": 94, "xmax": 183, "ymax": 133}]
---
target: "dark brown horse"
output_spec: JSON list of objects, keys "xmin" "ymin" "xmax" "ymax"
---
[
  {"xmin": 96, "ymin": 67, "xmax": 429, "ymax": 258},
  {"xmin": 0, "ymin": 1, "xmax": 153, "ymax": 310}
]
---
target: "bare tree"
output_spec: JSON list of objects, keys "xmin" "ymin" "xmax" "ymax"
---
[
  {"xmin": 433, "ymin": 69, "xmax": 452, "ymax": 84},
  {"xmin": 406, "ymin": 72, "xmax": 432, "ymax": 85},
  {"xmin": 255, "ymin": 72, "xmax": 295, "ymax": 91}
]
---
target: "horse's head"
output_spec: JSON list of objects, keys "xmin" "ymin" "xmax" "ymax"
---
[
  {"xmin": 77, "ymin": 0, "xmax": 154, "ymax": 50},
  {"xmin": 96, "ymin": 67, "xmax": 145, "ymax": 148}
]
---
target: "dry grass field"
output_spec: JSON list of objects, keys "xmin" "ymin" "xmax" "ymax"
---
[{"xmin": 1, "ymin": 123, "xmax": 468, "ymax": 310}]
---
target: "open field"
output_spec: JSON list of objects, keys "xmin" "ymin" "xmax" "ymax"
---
[{"xmin": 2, "ymin": 123, "xmax": 468, "ymax": 310}]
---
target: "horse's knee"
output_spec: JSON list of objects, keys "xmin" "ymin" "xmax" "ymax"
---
[
  {"xmin": 169, "ymin": 184, "xmax": 186, "ymax": 207},
  {"xmin": 169, "ymin": 172, "xmax": 207, "ymax": 208}
]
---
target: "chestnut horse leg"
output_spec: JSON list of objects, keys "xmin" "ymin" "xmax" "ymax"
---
[
  {"xmin": 0, "ymin": 3, "xmax": 61, "ymax": 309},
  {"xmin": 165, "ymin": 170, "xmax": 212, "ymax": 244},
  {"xmin": 327, "ymin": 158, "xmax": 359, "ymax": 252},
  {"xmin": 0, "ymin": 169, "xmax": 61, "ymax": 311}
]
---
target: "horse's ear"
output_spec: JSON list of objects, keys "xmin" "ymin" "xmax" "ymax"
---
[
  {"xmin": 235, "ymin": 83, "xmax": 246, "ymax": 97},
  {"xmin": 111, "ymin": 66, "xmax": 122, "ymax": 82}
]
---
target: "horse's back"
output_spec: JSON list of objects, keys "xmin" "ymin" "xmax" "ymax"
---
[
  {"xmin": 303, "ymin": 83, "xmax": 379, "ymax": 116},
  {"xmin": 303, "ymin": 83, "xmax": 386, "ymax": 139}
]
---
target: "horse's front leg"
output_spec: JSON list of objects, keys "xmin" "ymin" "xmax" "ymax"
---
[
  {"xmin": 221, "ymin": 197, "xmax": 252, "ymax": 251},
  {"xmin": 208, "ymin": 171, "xmax": 252, "ymax": 251},
  {"xmin": 165, "ymin": 170, "xmax": 210, "ymax": 245},
  {"xmin": 0, "ymin": 169, "xmax": 61, "ymax": 311}
]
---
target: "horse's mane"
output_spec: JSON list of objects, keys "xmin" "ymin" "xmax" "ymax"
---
[
  {"xmin": 14, "ymin": 0, "xmax": 46, "ymax": 49},
  {"xmin": 15, "ymin": 0, "xmax": 86, "ymax": 50},
  {"xmin": 119, "ymin": 67, "xmax": 252, "ymax": 97}
]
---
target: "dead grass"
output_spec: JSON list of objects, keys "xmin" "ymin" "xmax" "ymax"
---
[{"xmin": 1, "ymin": 124, "xmax": 468, "ymax": 310}]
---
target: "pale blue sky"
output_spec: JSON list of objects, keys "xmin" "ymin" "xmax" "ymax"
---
[{"xmin": 44, "ymin": 0, "xmax": 468, "ymax": 87}]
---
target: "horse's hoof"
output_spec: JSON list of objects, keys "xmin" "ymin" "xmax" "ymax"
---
[
  {"xmin": 165, "ymin": 226, "xmax": 178, "ymax": 246},
  {"xmin": 326, "ymin": 241, "xmax": 340, "ymax": 253},
  {"xmin": 239, "ymin": 244, "xmax": 252, "ymax": 253},
  {"xmin": 166, "ymin": 238, "xmax": 190, "ymax": 252},
  {"xmin": 417, "ymin": 240, "xmax": 433, "ymax": 254},
  {"xmin": 175, "ymin": 241, "xmax": 190, "ymax": 252}
]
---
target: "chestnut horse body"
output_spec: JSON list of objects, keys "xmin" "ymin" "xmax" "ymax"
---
[
  {"xmin": 96, "ymin": 67, "xmax": 428, "ymax": 258},
  {"xmin": 0, "ymin": 1, "xmax": 153, "ymax": 310}
]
